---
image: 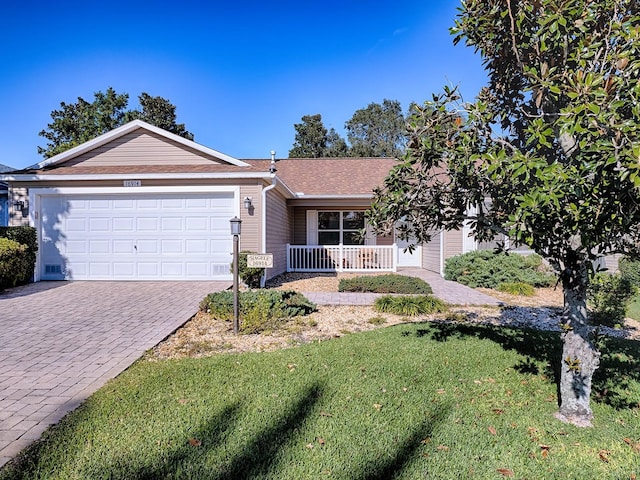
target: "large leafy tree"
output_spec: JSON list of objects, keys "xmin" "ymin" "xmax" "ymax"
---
[
  {"xmin": 345, "ymin": 99, "xmax": 407, "ymax": 158},
  {"xmin": 288, "ymin": 114, "xmax": 329, "ymax": 158},
  {"xmin": 38, "ymin": 87, "xmax": 193, "ymax": 158},
  {"xmin": 289, "ymin": 114, "xmax": 349, "ymax": 158},
  {"xmin": 125, "ymin": 92, "xmax": 193, "ymax": 140},
  {"xmin": 368, "ymin": 0, "xmax": 640, "ymax": 426}
]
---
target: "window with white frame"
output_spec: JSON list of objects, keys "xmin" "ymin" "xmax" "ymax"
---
[{"xmin": 317, "ymin": 211, "xmax": 365, "ymax": 245}]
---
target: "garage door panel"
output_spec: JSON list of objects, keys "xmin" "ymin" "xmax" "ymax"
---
[
  {"xmin": 138, "ymin": 199, "xmax": 159, "ymax": 209},
  {"xmin": 89, "ymin": 199, "xmax": 110, "ymax": 209},
  {"xmin": 89, "ymin": 240, "xmax": 110, "ymax": 254},
  {"xmin": 113, "ymin": 263, "xmax": 135, "ymax": 277},
  {"xmin": 113, "ymin": 217, "xmax": 134, "ymax": 231},
  {"xmin": 161, "ymin": 217, "xmax": 183, "ymax": 230},
  {"xmin": 40, "ymin": 192, "xmax": 234, "ymax": 280},
  {"xmin": 113, "ymin": 239, "xmax": 135, "ymax": 254},
  {"xmin": 160, "ymin": 239, "xmax": 182, "ymax": 254},
  {"xmin": 89, "ymin": 262, "xmax": 111, "ymax": 276},
  {"xmin": 89, "ymin": 218, "xmax": 110, "ymax": 232},
  {"xmin": 137, "ymin": 217, "xmax": 159, "ymax": 231}
]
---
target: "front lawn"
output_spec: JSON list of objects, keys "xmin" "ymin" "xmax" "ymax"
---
[{"xmin": 2, "ymin": 323, "xmax": 639, "ymax": 479}]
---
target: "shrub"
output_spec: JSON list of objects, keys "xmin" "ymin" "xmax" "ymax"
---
[
  {"xmin": 374, "ymin": 295, "xmax": 448, "ymax": 316},
  {"xmin": 367, "ymin": 316, "xmax": 387, "ymax": 325},
  {"xmin": 444, "ymin": 251, "xmax": 555, "ymax": 289},
  {"xmin": 0, "ymin": 226, "xmax": 37, "ymax": 286},
  {"xmin": 199, "ymin": 290, "xmax": 316, "ymax": 334},
  {"xmin": 497, "ymin": 282, "xmax": 536, "ymax": 296},
  {"xmin": 0, "ymin": 238, "xmax": 29, "ymax": 290},
  {"xmin": 618, "ymin": 256, "xmax": 640, "ymax": 289},
  {"xmin": 338, "ymin": 274, "xmax": 432, "ymax": 294},
  {"xmin": 587, "ymin": 273, "xmax": 635, "ymax": 328},
  {"xmin": 231, "ymin": 251, "xmax": 265, "ymax": 289}
]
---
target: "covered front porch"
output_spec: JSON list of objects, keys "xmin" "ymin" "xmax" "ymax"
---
[{"xmin": 286, "ymin": 244, "xmax": 421, "ymax": 273}]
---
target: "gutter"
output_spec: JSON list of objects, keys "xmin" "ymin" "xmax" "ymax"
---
[
  {"xmin": 0, "ymin": 172, "xmax": 276, "ymax": 182},
  {"xmin": 260, "ymin": 152, "xmax": 278, "ymax": 288}
]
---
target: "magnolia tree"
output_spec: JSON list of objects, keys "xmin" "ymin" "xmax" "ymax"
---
[{"xmin": 368, "ymin": 0, "xmax": 640, "ymax": 426}]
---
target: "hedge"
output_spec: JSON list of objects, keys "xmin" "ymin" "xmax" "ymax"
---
[{"xmin": 0, "ymin": 226, "xmax": 37, "ymax": 288}]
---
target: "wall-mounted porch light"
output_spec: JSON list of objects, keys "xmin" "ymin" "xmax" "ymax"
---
[
  {"xmin": 13, "ymin": 200, "xmax": 25, "ymax": 211},
  {"xmin": 243, "ymin": 197, "xmax": 253, "ymax": 210}
]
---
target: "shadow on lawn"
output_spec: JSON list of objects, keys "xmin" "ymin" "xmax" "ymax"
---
[
  {"xmin": 409, "ymin": 311, "xmax": 640, "ymax": 411},
  {"xmin": 112, "ymin": 381, "xmax": 441, "ymax": 479}
]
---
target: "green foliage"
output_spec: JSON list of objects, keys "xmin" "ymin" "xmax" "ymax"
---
[
  {"xmin": 588, "ymin": 273, "xmax": 635, "ymax": 328},
  {"xmin": 0, "ymin": 238, "xmax": 29, "ymax": 290},
  {"xmin": 444, "ymin": 251, "xmax": 555, "ymax": 289},
  {"xmin": 618, "ymin": 256, "xmax": 640, "ymax": 289},
  {"xmin": 199, "ymin": 290, "xmax": 316, "ymax": 334},
  {"xmin": 232, "ymin": 251, "xmax": 265, "ymax": 289},
  {"xmin": 367, "ymin": 316, "xmax": 387, "ymax": 325},
  {"xmin": 374, "ymin": 294, "xmax": 448, "ymax": 316},
  {"xmin": 38, "ymin": 87, "xmax": 193, "ymax": 158},
  {"xmin": 345, "ymin": 99, "xmax": 407, "ymax": 158},
  {"xmin": 0, "ymin": 226, "xmax": 37, "ymax": 288},
  {"xmin": 338, "ymin": 273, "xmax": 432, "ymax": 294},
  {"xmin": 288, "ymin": 114, "xmax": 345, "ymax": 158},
  {"xmin": 497, "ymin": 282, "xmax": 536, "ymax": 296}
]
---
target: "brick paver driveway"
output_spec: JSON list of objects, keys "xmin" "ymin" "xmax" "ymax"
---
[{"xmin": 0, "ymin": 280, "xmax": 229, "ymax": 468}]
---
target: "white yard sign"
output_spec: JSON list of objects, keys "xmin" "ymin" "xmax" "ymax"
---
[{"xmin": 247, "ymin": 254, "xmax": 273, "ymax": 268}]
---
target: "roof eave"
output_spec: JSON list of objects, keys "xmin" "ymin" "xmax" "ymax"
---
[{"xmin": 0, "ymin": 172, "xmax": 275, "ymax": 182}]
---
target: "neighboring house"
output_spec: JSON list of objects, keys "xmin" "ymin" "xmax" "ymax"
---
[
  {"xmin": 0, "ymin": 163, "xmax": 16, "ymax": 227},
  {"xmin": 0, "ymin": 120, "xmax": 473, "ymax": 282}
]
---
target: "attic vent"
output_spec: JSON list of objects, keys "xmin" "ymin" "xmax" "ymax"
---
[{"xmin": 45, "ymin": 264, "xmax": 62, "ymax": 274}]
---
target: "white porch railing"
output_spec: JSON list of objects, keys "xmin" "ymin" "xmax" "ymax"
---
[{"xmin": 287, "ymin": 244, "xmax": 397, "ymax": 272}]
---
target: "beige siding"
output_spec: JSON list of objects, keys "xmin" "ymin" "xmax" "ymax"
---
[
  {"xmin": 599, "ymin": 253, "xmax": 623, "ymax": 273},
  {"xmin": 376, "ymin": 233, "xmax": 393, "ymax": 246},
  {"xmin": 444, "ymin": 229, "xmax": 464, "ymax": 260},
  {"xmin": 239, "ymin": 184, "xmax": 261, "ymax": 252},
  {"xmin": 292, "ymin": 207, "xmax": 308, "ymax": 245},
  {"xmin": 265, "ymin": 188, "xmax": 292, "ymax": 278},
  {"xmin": 422, "ymin": 231, "xmax": 442, "ymax": 273},
  {"xmin": 8, "ymin": 186, "xmax": 29, "ymax": 226},
  {"xmin": 66, "ymin": 130, "xmax": 222, "ymax": 167}
]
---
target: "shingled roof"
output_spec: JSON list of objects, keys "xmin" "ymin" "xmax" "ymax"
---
[{"xmin": 261, "ymin": 157, "xmax": 398, "ymax": 196}]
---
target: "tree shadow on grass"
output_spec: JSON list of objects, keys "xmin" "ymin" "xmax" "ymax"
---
[
  {"xmin": 406, "ymin": 311, "xmax": 640, "ymax": 411},
  {"xmin": 127, "ymin": 382, "xmax": 326, "ymax": 480},
  {"xmin": 351, "ymin": 402, "xmax": 452, "ymax": 480}
]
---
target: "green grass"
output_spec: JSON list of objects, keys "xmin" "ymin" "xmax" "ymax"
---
[
  {"xmin": 626, "ymin": 293, "xmax": 640, "ymax": 321},
  {"xmin": 2, "ymin": 323, "xmax": 639, "ymax": 479}
]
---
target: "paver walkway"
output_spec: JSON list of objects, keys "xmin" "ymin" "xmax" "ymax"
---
[
  {"xmin": 0, "ymin": 281, "xmax": 228, "ymax": 468},
  {"xmin": 304, "ymin": 268, "xmax": 501, "ymax": 306}
]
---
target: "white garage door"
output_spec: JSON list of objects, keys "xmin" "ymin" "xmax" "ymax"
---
[{"xmin": 39, "ymin": 192, "xmax": 235, "ymax": 280}]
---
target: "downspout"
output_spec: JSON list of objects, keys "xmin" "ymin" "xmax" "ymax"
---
[
  {"xmin": 260, "ymin": 151, "xmax": 278, "ymax": 287},
  {"xmin": 440, "ymin": 228, "xmax": 445, "ymax": 277}
]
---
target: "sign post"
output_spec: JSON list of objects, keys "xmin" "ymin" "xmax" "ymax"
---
[{"xmin": 229, "ymin": 217, "xmax": 242, "ymax": 335}]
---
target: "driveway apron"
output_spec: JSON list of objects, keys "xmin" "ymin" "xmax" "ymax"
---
[{"xmin": 0, "ymin": 280, "xmax": 228, "ymax": 468}]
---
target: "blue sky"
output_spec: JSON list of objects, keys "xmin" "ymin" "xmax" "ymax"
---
[{"xmin": 1, "ymin": 1, "xmax": 487, "ymax": 169}]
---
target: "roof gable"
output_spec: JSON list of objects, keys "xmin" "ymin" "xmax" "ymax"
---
[{"xmin": 34, "ymin": 120, "xmax": 248, "ymax": 169}]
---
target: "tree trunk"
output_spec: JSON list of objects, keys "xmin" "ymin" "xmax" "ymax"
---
[{"xmin": 556, "ymin": 263, "xmax": 600, "ymax": 427}]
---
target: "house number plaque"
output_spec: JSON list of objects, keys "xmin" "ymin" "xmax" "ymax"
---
[
  {"xmin": 123, "ymin": 180, "xmax": 142, "ymax": 187},
  {"xmin": 247, "ymin": 254, "xmax": 273, "ymax": 268}
]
